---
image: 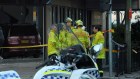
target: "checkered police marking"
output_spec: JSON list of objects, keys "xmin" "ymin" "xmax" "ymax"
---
[
  {"xmin": 43, "ymin": 68, "xmax": 71, "ymax": 72},
  {"xmin": 83, "ymin": 70, "xmax": 100, "ymax": 78},
  {"xmin": 41, "ymin": 75, "xmax": 69, "ymax": 79},
  {"xmin": 41, "ymin": 68, "xmax": 71, "ymax": 79},
  {"xmin": 0, "ymin": 70, "xmax": 21, "ymax": 79}
]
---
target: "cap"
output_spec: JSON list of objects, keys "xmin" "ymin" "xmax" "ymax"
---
[
  {"xmin": 76, "ymin": 20, "xmax": 83, "ymax": 26},
  {"xmin": 66, "ymin": 17, "xmax": 72, "ymax": 22}
]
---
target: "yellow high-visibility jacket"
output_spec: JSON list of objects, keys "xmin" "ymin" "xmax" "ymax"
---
[
  {"xmin": 67, "ymin": 32, "xmax": 79, "ymax": 47},
  {"xmin": 73, "ymin": 28, "xmax": 90, "ymax": 49},
  {"xmin": 70, "ymin": 26, "xmax": 75, "ymax": 31},
  {"xmin": 65, "ymin": 26, "xmax": 78, "ymax": 47},
  {"xmin": 48, "ymin": 30, "xmax": 59, "ymax": 56},
  {"xmin": 92, "ymin": 31, "xmax": 105, "ymax": 59},
  {"xmin": 59, "ymin": 30, "xmax": 69, "ymax": 49}
]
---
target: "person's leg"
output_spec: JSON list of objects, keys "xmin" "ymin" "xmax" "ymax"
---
[{"xmin": 96, "ymin": 59, "xmax": 103, "ymax": 77}]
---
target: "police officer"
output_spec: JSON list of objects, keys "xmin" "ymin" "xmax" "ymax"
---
[
  {"xmin": 91, "ymin": 25, "xmax": 105, "ymax": 77},
  {"xmin": 48, "ymin": 24, "xmax": 59, "ymax": 56},
  {"xmin": 57, "ymin": 23, "xmax": 69, "ymax": 49},
  {"xmin": 65, "ymin": 17, "xmax": 78, "ymax": 47},
  {"xmin": 74, "ymin": 20, "xmax": 90, "ymax": 51},
  {"xmin": 65, "ymin": 17, "xmax": 76, "ymax": 32}
]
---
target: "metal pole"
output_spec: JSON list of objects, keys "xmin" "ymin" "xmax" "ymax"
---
[
  {"xmin": 36, "ymin": 6, "xmax": 44, "ymax": 60},
  {"xmin": 42, "ymin": 0, "xmax": 52, "ymax": 61},
  {"xmin": 43, "ymin": 5, "xmax": 47, "ymax": 61},
  {"xmin": 108, "ymin": 0, "xmax": 113, "ymax": 77},
  {"xmin": 117, "ymin": 11, "xmax": 120, "ymax": 26},
  {"xmin": 45, "ymin": 5, "xmax": 53, "ymax": 61},
  {"xmin": 126, "ymin": 0, "xmax": 132, "ymax": 73}
]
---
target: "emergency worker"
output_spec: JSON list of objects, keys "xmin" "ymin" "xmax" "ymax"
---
[
  {"xmin": 48, "ymin": 24, "xmax": 59, "ymax": 56},
  {"xmin": 58, "ymin": 23, "xmax": 69, "ymax": 49},
  {"xmin": 65, "ymin": 17, "xmax": 79, "ymax": 47},
  {"xmin": 91, "ymin": 25, "xmax": 105, "ymax": 77},
  {"xmin": 74, "ymin": 20, "xmax": 90, "ymax": 50},
  {"xmin": 65, "ymin": 17, "xmax": 75, "ymax": 31}
]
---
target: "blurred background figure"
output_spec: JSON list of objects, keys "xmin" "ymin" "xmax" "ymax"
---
[{"xmin": 48, "ymin": 24, "xmax": 59, "ymax": 56}]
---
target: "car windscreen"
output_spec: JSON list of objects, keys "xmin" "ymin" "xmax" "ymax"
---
[{"xmin": 9, "ymin": 25, "xmax": 38, "ymax": 36}]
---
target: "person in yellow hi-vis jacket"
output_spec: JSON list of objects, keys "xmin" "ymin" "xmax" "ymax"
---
[
  {"xmin": 48, "ymin": 24, "xmax": 59, "ymax": 56},
  {"xmin": 74, "ymin": 20, "xmax": 90, "ymax": 51},
  {"xmin": 65, "ymin": 17, "xmax": 79, "ymax": 47},
  {"xmin": 65, "ymin": 17, "xmax": 76, "ymax": 31},
  {"xmin": 91, "ymin": 25, "xmax": 105, "ymax": 77},
  {"xmin": 58, "ymin": 23, "xmax": 70, "ymax": 49}
]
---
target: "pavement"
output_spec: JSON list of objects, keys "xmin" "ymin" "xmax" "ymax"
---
[
  {"xmin": 0, "ymin": 58, "xmax": 43, "ymax": 79},
  {"xmin": 0, "ymin": 58, "xmax": 140, "ymax": 79},
  {"xmin": 102, "ymin": 71, "xmax": 140, "ymax": 79}
]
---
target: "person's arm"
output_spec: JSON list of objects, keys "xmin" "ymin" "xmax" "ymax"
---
[{"xmin": 85, "ymin": 32, "xmax": 90, "ymax": 48}]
